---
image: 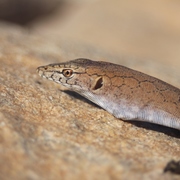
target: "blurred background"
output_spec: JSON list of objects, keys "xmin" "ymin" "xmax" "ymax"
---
[{"xmin": 0, "ymin": 0, "xmax": 180, "ymax": 67}]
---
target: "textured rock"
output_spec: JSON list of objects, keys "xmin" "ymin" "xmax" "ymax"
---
[{"xmin": 0, "ymin": 23, "xmax": 179, "ymax": 180}]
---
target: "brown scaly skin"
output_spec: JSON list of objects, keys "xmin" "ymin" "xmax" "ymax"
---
[{"xmin": 37, "ymin": 58, "xmax": 180, "ymax": 130}]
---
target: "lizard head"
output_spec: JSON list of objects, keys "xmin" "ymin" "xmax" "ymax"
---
[{"xmin": 37, "ymin": 58, "xmax": 107, "ymax": 94}]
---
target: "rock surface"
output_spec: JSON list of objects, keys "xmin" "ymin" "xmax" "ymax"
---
[{"xmin": 0, "ymin": 24, "xmax": 179, "ymax": 180}]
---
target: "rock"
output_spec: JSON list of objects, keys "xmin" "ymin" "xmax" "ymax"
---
[{"xmin": 0, "ymin": 23, "xmax": 179, "ymax": 180}]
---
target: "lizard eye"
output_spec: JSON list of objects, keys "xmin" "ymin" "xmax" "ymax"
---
[{"xmin": 62, "ymin": 69, "xmax": 73, "ymax": 77}]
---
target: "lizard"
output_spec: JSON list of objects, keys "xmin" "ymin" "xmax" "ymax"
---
[{"xmin": 37, "ymin": 58, "xmax": 180, "ymax": 130}]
